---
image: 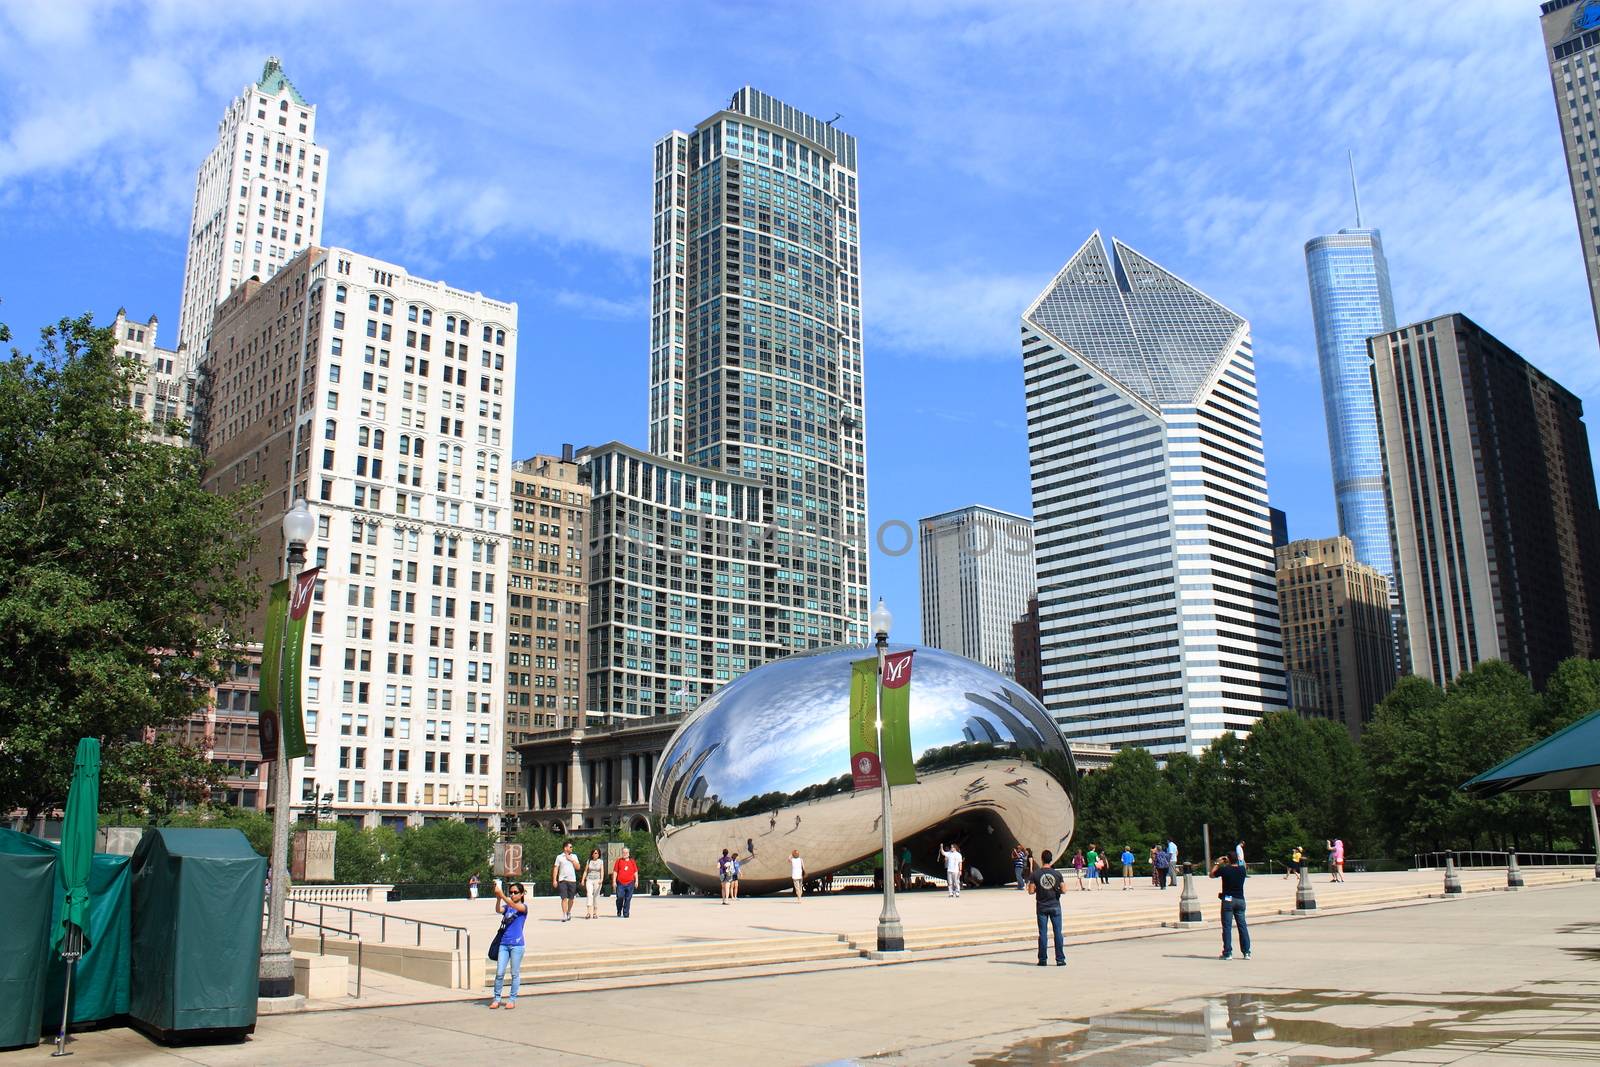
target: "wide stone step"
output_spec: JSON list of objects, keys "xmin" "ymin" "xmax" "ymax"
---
[
  {"xmin": 486, "ymin": 939, "xmax": 859, "ymax": 985},
  {"xmin": 522, "ymin": 934, "xmax": 850, "ymax": 970}
]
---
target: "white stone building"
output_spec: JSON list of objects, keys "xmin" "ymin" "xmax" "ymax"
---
[
  {"xmin": 111, "ymin": 309, "xmax": 196, "ymax": 447},
  {"xmin": 177, "ymin": 57, "xmax": 328, "ymax": 357},
  {"xmin": 200, "ymin": 246, "xmax": 516, "ymax": 827}
]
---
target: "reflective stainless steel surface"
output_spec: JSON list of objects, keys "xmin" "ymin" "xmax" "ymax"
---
[{"xmin": 650, "ymin": 645, "xmax": 1078, "ymax": 893}]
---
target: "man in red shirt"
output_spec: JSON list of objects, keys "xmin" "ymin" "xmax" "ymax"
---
[{"xmin": 612, "ymin": 847, "xmax": 640, "ymax": 918}]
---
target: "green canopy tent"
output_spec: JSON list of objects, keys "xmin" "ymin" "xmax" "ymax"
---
[{"xmin": 1462, "ymin": 709, "xmax": 1600, "ymax": 876}]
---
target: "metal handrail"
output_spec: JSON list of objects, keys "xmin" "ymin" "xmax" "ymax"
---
[
  {"xmin": 285, "ymin": 898, "xmax": 472, "ymax": 989},
  {"xmin": 1411, "ymin": 849, "xmax": 1597, "ymax": 869},
  {"xmin": 279, "ymin": 916, "xmax": 364, "ymax": 998}
]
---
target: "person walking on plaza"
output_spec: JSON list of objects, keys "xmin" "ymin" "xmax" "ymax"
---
[
  {"xmin": 1027, "ymin": 849, "xmax": 1067, "ymax": 967},
  {"xmin": 1332, "ymin": 838, "xmax": 1346, "ymax": 882},
  {"xmin": 612, "ymin": 846, "xmax": 638, "ymax": 917},
  {"xmin": 487, "ymin": 879, "xmax": 527, "ymax": 1010},
  {"xmin": 1013, "ymin": 844, "xmax": 1028, "ymax": 890},
  {"xmin": 583, "ymin": 847, "xmax": 605, "ymax": 919},
  {"xmin": 1209, "ymin": 852, "xmax": 1251, "ymax": 960},
  {"xmin": 468, "ymin": 873, "xmax": 479, "ymax": 900},
  {"xmin": 1285, "ymin": 844, "xmax": 1303, "ymax": 880},
  {"xmin": 899, "ymin": 845, "xmax": 913, "ymax": 890},
  {"xmin": 1071, "ymin": 848, "xmax": 1087, "ymax": 890},
  {"xmin": 940, "ymin": 842, "xmax": 963, "ymax": 897},
  {"xmin": 1120, "ymin": 846, "xmax": 1135, "ymax": 889},
  {"xmin": 1153, "ymin": 844, "xmax": 1171, "ymax": 889},
  {"xmin": 1167, "ymin": 838, "xmax": 1178, "ymax": 874},
  {"xmin": 1085, "ymin": 845, "xmax": 1100, "ymax": 887},
  {"xmin": 790, "ymin": 849, "xmax": 806, "ymax": 898},
  {"xmin": 718, "ymin": 848, "xmax": 734, "ymax": 904},
  {"xmin": 1234, "ymin": 840, "xmax": 1246, "ymax": 865},
  {"xmin": 729, "ymin": 850, "xmax": 744, "ymax": 901},
  {"xmin": 1326, "ymin": 838, "xmax": 1335, "ymax": 873},
  {"xmin": 552, "ymin": 841, "xmax": 579, "ymax": 922}
]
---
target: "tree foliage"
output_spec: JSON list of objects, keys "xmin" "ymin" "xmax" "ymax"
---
[
  {"xmin": 0, "ymin": 314, "xmax": 260, "ymax": 819},
  {"xmin": 1076, "ymin": 659, "xmax": 1598, "ymax": 866}
]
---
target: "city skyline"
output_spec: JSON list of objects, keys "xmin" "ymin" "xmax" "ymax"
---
[{"xmin": 3, "ymin": 4, "xmax": 1598, "ymax": 643}]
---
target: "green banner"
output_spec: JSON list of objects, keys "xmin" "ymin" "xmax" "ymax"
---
[
  {"xmin": 880, "ymin": 649, "xmax": 917, "ymax": 786},
  {"xmin": 281, "ymin": 567, "xmax": 318, "ymax": 760},
  {"xmin": 258, "ymin": 579, "xmax": 288, "ymax": 761},
  {"xmin": 849, "ymin": 657, "xmax": 880, "ymax": 790}
]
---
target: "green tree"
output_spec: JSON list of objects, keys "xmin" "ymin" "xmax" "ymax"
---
[
  {"xmin": 1076, "ymin": 746, "xmax": 1170, "ymax": 854},
  {"xmin": 1539, "ymin": 657, "xmax": 1600, "ymax": 736},
  {"xmin": 0, "ymin": 314, "xmax": 260, "ymax": 821},
  {"xmin": 389, "ymin": 820, "xmax": 493, "ymax": 884},
  {"xmin": 327, "ymin": 821, "xmax": 397, "ymax": 884}
]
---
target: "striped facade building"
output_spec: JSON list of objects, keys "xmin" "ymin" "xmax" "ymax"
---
[{"xmin": 1021, "ymin": 233, "xmax": 1286, "ymax": 755}]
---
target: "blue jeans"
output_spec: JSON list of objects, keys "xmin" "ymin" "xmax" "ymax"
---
[
  {"xmin": 494, "ymin": 943, "xmax": 525, "ymax": 1002},
  {"xmin": 1015, "ymin": 862, "xmax": 1026, "ymax": 889},
  {"xmin": 616, "ymin": 882, "xmax": 635, "ymax": 916},
  {"xmin": 1221, "ymin": 899, "xmax": 1250, "ymax": 957},
  {"xmin": 1036, "ymin": 905, "xmax": 1064, "ymax": 963}
]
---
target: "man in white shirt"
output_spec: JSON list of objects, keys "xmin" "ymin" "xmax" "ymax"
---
[
  {"xmin": 940, "ymin": 843, "xmax": 963, "ymax": 897},
  {"xmin": 552, "ymin": 841, "xmax": 580, "ymax": 922},
  {"xmin": 790, "ymin": 849, "xmax": 805, "ymax": 898}
]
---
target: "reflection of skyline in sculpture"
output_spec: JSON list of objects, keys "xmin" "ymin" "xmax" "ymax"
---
[{"xmin": 649, "ymin": 645, "xmax": 1078, "ymax": 893}]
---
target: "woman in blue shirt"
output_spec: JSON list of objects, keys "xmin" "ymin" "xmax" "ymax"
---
[{"xmin": 489, "ymin": 880, "xmax": 528, "ymax": 1009}]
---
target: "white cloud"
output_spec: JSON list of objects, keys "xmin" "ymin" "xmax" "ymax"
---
[{"xmin": 552, "ymin": 288, "xmax": 646, "ymax": 320}]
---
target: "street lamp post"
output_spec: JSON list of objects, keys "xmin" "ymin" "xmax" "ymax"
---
[
  {"xmin": 260, "ymin": 497, "xmax": 315, "ymax": 999},
  {"xmin": 871, "ymin": 597, "xmax": 906, "ymax": 954}
]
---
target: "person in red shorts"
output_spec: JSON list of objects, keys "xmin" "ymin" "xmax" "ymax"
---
[{"xmin": 613, "ymin": 846, "xmax": 639, "ymax": 917}]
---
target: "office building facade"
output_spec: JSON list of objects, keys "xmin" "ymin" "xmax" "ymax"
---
[
  {"xmin": 1275, "ymin": 536, "xmax": 1397, "ymax": 741},
  {"xmin": 1011, "ymin": 595, "xmax": 1043, "ymax": 701},
  {"xmin": 1022, "ymin": 232, "xmax": 1286, "ymax": 755},
  {"xmin": 918, "ymin": 506, "xmax": 1035, "ymax": 675},
  {"xmin": 1371, "ymin": 313, "xmax": 1600, "ymax": 687},
  {"xmin": 503, "ymin": 450, "xmax": 590, "ymax": 806},
  {"xmin": 649, "ymin": 87, "xmax": 869, "ymax": 652},
  {"xmin": 1541, "ymin": 0, "xmax": 1600, "ymax": 343},
  {"xmin": 199, "ymin": 246, "xmax": 516, "ymax": 825},
  {"xmin": 1304, "ymin": 229, "xmax": 1398, "ymax": 577},
  {"xmin": 178, "ymin": 58, "xmax": 328, "ymax": 356}
]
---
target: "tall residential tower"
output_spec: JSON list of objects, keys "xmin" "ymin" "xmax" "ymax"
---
[
  {"xmin": 1022, "ymin": 233, "xmax": 1286, "ymax": 755},
  {"xmin": 918, "ymin": 505, "xmax": 1035, "ymax": 675},
  {"xmin": 1371, "ymin": 313, "xmax": 1600, "ymax": 688},
  {"xmin": 649, "ymin": 88, "xmax": 869, "ymax": 651},
  {"xmin": 1304, "ymin": 213, "xmax": 1397, "ymax": 576},
  {"xmin": 178, "ymin": 58, "xmax": 328, "ymax": 356},
  {"xmin": 1540, "ymin": 0, "xmax": 1600, "ymax": 343}
]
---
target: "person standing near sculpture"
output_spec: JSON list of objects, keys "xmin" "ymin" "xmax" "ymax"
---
[
  {"xmin": 583, "ymin": 847, "xmax": 605, "ymax": 919},
  {"xmin": 612, "ymin": 846, "xmax": 638, "ymax": 917},
  {"xmin": 1027, "ymin": 849, "xmax": 1067, "ymax": 967},
  {"xmin": 940, "ymin": 842, "xmax": 963, "ymax": 897},
  {"xmin": 1210, "ymin": 852, "xmax": 1251, "ymax": 960},
  {"xmin": 1332, "ymin": 838, "xmax": 1346, "ymax": 882},
  {"xmin": 552, "ymin": 841, "xmax": 579, "ymax": 922},
  {"xmin": 790, "ymin": 849, "xmax": 806, "ymax": 898},
  {"xmin": 487, "ymin": 880, "xmax": 527, "ymax": 1010},
  {"xmin": 1153, "ymin": 844, "xmax": 1171, "ymax": 889}
]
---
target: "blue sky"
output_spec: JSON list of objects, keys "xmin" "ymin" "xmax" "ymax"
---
[{"xmin": 3, "ymin": 1, "xmax": 1597, "ymax": 642}]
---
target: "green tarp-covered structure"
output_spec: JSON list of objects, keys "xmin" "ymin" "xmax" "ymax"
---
[
  {"xmin": 129, "ymin": 828, "xmax": 264, "ymax": 1039},
  {"xmin": 0, "ymin": 829, "xmax": 132, "ymax": 1044},
  {"xmin": 0, "ymin": 831, "xmax": 55, "ymax": 1049}
]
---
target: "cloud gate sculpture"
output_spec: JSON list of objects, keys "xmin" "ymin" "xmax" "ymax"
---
[{"xmin": 649, "ymin": 645, "xmax": 1078, "ymax": 894}]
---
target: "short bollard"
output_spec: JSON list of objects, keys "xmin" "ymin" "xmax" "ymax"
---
[
  {"xmin": 1443, "ymin": 853, "xmax": 1463, "ymax": 895},
  {"xmin": 1178, "ymin": 865, "xmax": 1203, "ymax": 924},
  {"xmin": 1506, "ymin": 852, "xmax": 1524, "ymax": 890},
  {"xmin": 1295, "ymin": 864, "xmax": 1317, "ymax": 911}
]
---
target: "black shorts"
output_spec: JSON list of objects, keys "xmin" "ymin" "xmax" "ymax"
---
[{"xmin": 558, "ymin": 881, "xmax": 578, "ymax": 900}]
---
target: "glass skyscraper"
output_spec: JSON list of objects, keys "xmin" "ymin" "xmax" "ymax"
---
[{"xmin": 1304, "ymin": 228, "xmax": 1397, "ymax": 578}]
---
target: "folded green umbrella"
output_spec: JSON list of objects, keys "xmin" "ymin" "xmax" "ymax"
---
[{"xmin": 55, "ymin": 737, "xmax": 101, "ymax": 953}]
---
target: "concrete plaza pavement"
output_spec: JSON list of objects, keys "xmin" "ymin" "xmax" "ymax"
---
[{"xmin": 19, "ymin": 875, "xmax": 1600, "ymax": 1064}]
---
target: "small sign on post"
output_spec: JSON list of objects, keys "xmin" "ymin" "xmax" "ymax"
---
[
  {"xmin": 493, "ymin": 842, "xmax": 524, "ymax": 877},
  {"xmin": 291, "ymin": 829, "xmax": 336, "ymax": 882}
]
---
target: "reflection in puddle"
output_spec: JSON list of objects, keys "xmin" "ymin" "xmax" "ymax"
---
[{"xmin": 970, "ymin": 989, "xmax": 1600, "ymax": 1065}]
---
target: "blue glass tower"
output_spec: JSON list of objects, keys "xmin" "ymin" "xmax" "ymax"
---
[{"xmin": 1304, "ymin": 228, "xmax": 1397, "ymax": 578}]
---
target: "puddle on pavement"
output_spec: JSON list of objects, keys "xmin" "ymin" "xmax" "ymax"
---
[{"xmin": 968, "ymin": 989, "xmax": 1600, "ymax": 1065}]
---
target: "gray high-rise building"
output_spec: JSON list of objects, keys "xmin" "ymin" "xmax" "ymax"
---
[
  {"xmin": 918, "ymin": 506, "xmax": 1035, "ymax": 675},
  {"xmin": 1541, "ymin": 0, "xmax": 1600, "ymax": 342},
  {"xmin": 1022, "ymin": 232, "xmax": 1286, "ymax": 756},
  {"xmin": 650, "ymin": 88, "xmax": 869, "ymax": 651},
  {"xmin": 1371, "ymin": 313, "xmax": 1600, "ymax": 687}
]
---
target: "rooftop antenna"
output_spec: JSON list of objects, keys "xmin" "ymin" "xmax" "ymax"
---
[
  {"xmin": 1348, "ymin": 148, "xmax": 1364, "ymax": 229},
  {"xmin": 827, "ymin": 112, "xmax": 841, "ymax": 125}
]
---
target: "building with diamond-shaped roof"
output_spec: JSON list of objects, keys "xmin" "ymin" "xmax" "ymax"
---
[{"xmin": 1021, "ymin": 233, "xmax": 1286, "ymax": 755}]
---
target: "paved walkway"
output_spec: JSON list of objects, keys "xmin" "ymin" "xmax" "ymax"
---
[{"xmin": 17, "ymin": 875, "xmax": 1600, "ymax": 1064}]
